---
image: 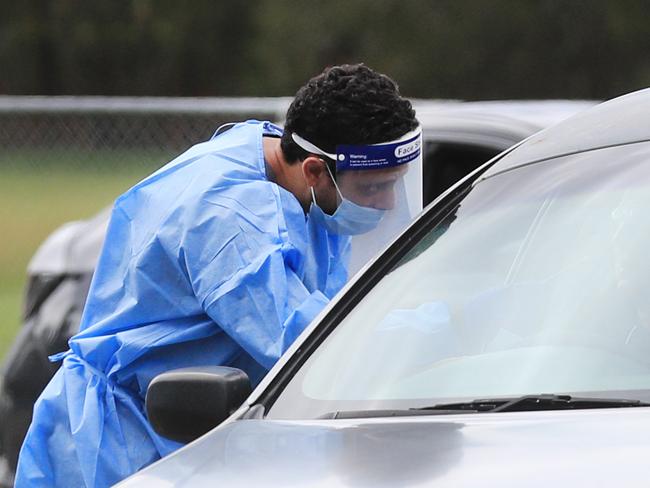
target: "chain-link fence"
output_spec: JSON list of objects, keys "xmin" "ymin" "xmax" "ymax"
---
[
  {"xmin": 0, "ymin": 96, "xmax": 293, "ymax": 171},
  {"xmin": 0, "ymin": 95, "xmax": 296, "ymax": 368}
]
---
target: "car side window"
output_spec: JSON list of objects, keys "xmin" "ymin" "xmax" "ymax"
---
[{"xmin": 423, "ymin": 142, "xmax": 501, "ymax": 205}]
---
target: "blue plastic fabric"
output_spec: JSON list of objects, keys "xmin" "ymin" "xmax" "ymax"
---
[{"xmin": 15, "ymin": 121, "xmax": 350, "ymax": 488}]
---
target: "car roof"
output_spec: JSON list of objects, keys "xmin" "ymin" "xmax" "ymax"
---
[
  {"xmin": 482, "ymin": 88, "xmax": 650, "ymax": 179},
  {"xmin": 414, "ymin": 100, "xmax": 596, "ymax": 149},
  {"xmin": 416, "ymin": 99, "xmax": 596, "ymax": 128},
  {"xmin": 27, "ymin": 207, "xmax": 110, "ymax": 274}
]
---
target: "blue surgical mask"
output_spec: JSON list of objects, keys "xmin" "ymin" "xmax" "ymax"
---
[{"xmin": 309, "ymin": 186, "xmax": 385, "ymax": 236}]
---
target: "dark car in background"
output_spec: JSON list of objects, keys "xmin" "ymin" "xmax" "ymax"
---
[
  {"xmin": 0, "ymin": 99, "xmax": 594, "ymax": 486},
  {"xmin": 119, "ymin": 88, "xmax": 650, "ymax": 486}
]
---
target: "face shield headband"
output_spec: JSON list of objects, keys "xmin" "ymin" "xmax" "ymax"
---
[{"xmin": 291, "ymin": 125, "xmax": 422, "ymax": 172}]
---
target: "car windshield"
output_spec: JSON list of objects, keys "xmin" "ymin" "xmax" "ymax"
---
[{"xmin": 268, "ymin": 141, "xmax": 650, "ymax": 419}]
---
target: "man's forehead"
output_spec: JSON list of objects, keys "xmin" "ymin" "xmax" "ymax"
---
[{"xmin": 340, "ymin": 165, "xmax": 409, "ymax": 181}]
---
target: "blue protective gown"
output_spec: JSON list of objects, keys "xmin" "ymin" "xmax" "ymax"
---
[{"xmin": 15, "ymin": 121, "xmax": 349, "ymax": 488}]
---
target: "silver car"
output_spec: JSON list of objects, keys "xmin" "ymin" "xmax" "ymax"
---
[{"xmin": 119, "ymin": 89, "xmax": 650, "ymax": 486}]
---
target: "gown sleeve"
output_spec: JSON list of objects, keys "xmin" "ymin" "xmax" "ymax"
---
[{"xmin": 182, "ymin": 189, "xmax": 331, "ymax": 370}]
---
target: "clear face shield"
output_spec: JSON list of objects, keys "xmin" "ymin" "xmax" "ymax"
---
[{"xmin": 293, "ymin": 126, "xmax": 423, "ymax": 276}]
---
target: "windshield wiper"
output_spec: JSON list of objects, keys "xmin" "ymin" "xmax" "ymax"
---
[
  {"xmin": 415, "ymin": 394, "xmax": 650, "ymax": 413},
  {"xmin": 318, "ymin": 408, "xmax": 477, "ymax": 419},
  {"xmin": 318, "ymin": 395, "xmax": 650, "ymax": 419}
]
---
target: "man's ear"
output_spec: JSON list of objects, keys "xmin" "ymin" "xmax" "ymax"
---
[{"xmin": 301, "ymin": 156, "xmax": 327, "ymax": 187}]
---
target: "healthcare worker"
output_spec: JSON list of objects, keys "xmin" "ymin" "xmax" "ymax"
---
[{"xmin": 15, "ymin": 64, "xmax": 421, "ymax": 488}]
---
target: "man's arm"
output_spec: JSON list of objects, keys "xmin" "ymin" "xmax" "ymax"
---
[{"xmin": 184, "ymin": 202, "xmax": 332, "ymax": 370}]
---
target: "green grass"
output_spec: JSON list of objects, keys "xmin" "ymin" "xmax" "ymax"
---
[{"xmin": 0, "ymin": 151, "xmax": 169, "ymax": 359}]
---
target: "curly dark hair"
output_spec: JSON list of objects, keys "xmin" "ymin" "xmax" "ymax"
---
[{"xmin": 281, "ymin": 64, "xmax": 418, "ymax": 167}]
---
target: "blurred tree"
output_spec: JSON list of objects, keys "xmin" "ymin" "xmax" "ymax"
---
[
  {"xmin": 241, "ymin": 0, "xmax": 650, "ymax": 99},
  {"xmin": 0, "ymin": 0, "xmax": 648, "ymax": 99},
  {"xmin": 0, "ymin": 0, "xmax": 256, "ymax": 95}
]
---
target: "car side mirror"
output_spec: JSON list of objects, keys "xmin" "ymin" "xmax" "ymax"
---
[{"xmin": 145, "ymin": 366, "xmax": 252, "ymax": 444}]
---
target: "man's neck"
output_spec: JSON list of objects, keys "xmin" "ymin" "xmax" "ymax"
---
[{"xmin": 263, "ymin": 137, "xmax": 310, "ymax": 213}]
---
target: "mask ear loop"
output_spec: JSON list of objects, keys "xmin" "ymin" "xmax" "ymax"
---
[
  {"xmin": 321, "ymin": 159, "xmax": 344, "ymax": 203},
  {"xmin": 310, "ymin": 160, "xmax": 345, "ymax": 213},
  {"xmin": 310, "ymin": 186, "xmax": 318, "ymax": 206}
]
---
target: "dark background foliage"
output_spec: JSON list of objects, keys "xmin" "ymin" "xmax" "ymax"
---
[{"xmin": 1, "ymin": 0, "xmax": 649, "ymax": 99}]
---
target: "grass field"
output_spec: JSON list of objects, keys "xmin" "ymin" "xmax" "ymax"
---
[{"xmin": 0, "ymin": 151, "xmax": 167, "ymax": 359}]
